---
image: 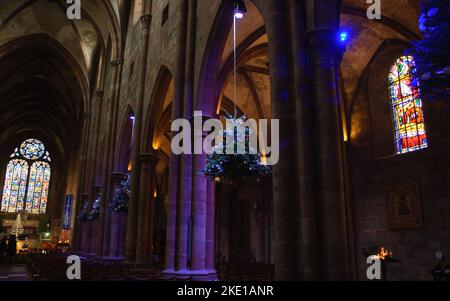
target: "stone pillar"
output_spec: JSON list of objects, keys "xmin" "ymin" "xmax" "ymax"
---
[
  {"xmin": 162, "ymin": 0, "xmax": 189, "ymax": 275},
  {"xmin": 88, "ymin": 185, "xmax": 102, "ymax": 254},
  {"xmin": 263, "ymin": 0, "xmax": 301, "ymax": 280},
  {"xmin": 80, "ymin": 193, "xmax": 90, "ymax": 252},
  {"xmin": 90, "ymin": 91, "xmax": 104, "ymax": 185},
  {"xmin": 126, "ymin": 14, "xmax": 152, "ymax": 264},
  {"xmin": 307, "ymin": 28, "xmax": 349, "ymax": 280},
  {"xmin": 190, "ymin": 119, "xmax": 216, "ymax": 279},
  {"xmin": 191, "ymin": 135, "xmax": 207, "ymax": 273},
  {"xmin": 109, "ymin": 172, "xmax": 127, "ymax": 258},
  {"xmin": 251, "ymin": 201, "xmax": 265, "ymax": 263},
  {"xmin": 99, "ymin": 59, "xmax": 123, "ymax": 257},
  {"xmin": 135, "ymin": 152, "xmax": 159, "ymax": 265},
  {"xmin": 289, "ymin": 0, "xmax": 320, "ymax": 280},
  {"xmin": 205, "ymin": 175, "xmax": 215, "ymax": 272},
  {"xmin": 73, "ymin": 112, "xmax": 92, "ymax": 251}
]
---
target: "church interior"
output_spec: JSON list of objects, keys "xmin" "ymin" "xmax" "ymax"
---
[{"xmin": 0, "ymin": 0, "xmax": 449, "ymax": 282}]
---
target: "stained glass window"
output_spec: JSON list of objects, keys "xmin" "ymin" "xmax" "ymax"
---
[
  {"xmin": 389, "ymin": 56, "xmax": 428, "ymax": 154},
  {"xmin": 1, "ymin": 139, "xmax": 51, "ymax": 214}
]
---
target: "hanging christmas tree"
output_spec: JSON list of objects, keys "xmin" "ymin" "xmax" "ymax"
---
[
  {"xmin": 203, "ymin": 1, "xmax": 271, "ymax": 183},
  {"xmin": 202, "ymin": 115, "xmax": 271, "ymax": 183},
  {"xmin": 110, "ymin": 174, "xmax": 131, "ymax": 213},
  {"xmin": 410, "ymin": 0, "xmax": 450, "ymax": 100}
]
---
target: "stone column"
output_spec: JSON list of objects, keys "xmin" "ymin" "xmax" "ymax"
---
[
  {"xmin": 80, "ymin": 193, "xmax": 90, "ymax": 252},
  {"xmin": 99, "ymin": 59, "xmax": 123, "ymax": 257},
  {"xmin": 251, "ymin": 201, "xmax": 265, "ymax": 263},
  {"xmin": 135, "ymin": 152, "xmax": 159, "ymax": 265},
  {"xmin": 191, "ymin": 132, "xmax": 207, "ymax": 273},
  {"xmin": 109, "ymin": 172, "xmax": 127, "ymax": 258},
  {"xmin": 262, "ymin": 0, "xmax": 301, "ymax": 280},
  {"xmin": 163, "ymin": 0, "xmax": 189, "ymax": 274},
  {"xmin": 190, "ymin": 117, "xmax": 216, "ymax": 279},
  {"xmin": 88, "ymin": 185, "xmax": 102, "ymax": 254},
  {"xmin": 73, "ymin": 112, "xmax": 92, "ymax": 250},
  {"xmin": 126, "ymin": 14, "xmax": 152, "ymax": 264},
  {"xmin": 289, "ymin": 0, "xmax": 320, "ymax": 280},
  {"xmin": 90, "ymin": 91, "xmax": 104, "ymax": 185},
  {"xmin": 205, "ymin": 175, "xmax": 215, "ymax": 272},
  {"xmin": 307, "ymin": 28, "xmax": 349, "ymax": 280}
]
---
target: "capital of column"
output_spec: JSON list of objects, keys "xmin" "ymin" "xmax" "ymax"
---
[{"xmin": 140, "ymin": 15, "xmax": 152, "ymax": 28}]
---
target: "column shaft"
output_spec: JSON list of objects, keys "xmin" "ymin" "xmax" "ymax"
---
[
  {"xmin": 135, "ymin": 153, "xmax": 159, "ymax": 265},
  {"xmin": 307, "ymin": 28, "xmax": 349, "ymax": 280},
  {"xmin": 126, "ymin": 13, "xmax": 152, "ymax": 263}
]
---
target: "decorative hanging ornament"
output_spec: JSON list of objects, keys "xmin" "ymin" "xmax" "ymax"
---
[{"xmin": 202, "ymin": 1, "xmax": 271, "ymax": 183}]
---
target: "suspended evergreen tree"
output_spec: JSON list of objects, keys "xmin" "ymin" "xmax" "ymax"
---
[
  {"xmin": 110, "ymin": 174, "xmax": 131, "ymax": 213},
  {"xmin": 203, "ymin": 1, "xmax": 271, "ymax": 184},
  {"xmin": 202, "ymin": 115, "xmax": 271, "ymax": 183},
  {"xmin": 410, "ymin": 0, "xmax": 450, "ymax": 100}
]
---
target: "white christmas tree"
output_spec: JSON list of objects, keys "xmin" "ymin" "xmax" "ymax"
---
[{"xmin": 10, "ymin": 213, "xmax": 24, "ymax": 237}]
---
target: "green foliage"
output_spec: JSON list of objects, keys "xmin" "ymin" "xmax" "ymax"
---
[
  {"xmin": 410, "ymin": 0, "xmax": 450, "ymax": 100},
  {"xmin": 110, "ymin": 174, "xmax": 130, "ymax": 213},
  {"xmin": 202, "ymin": 117, "xmax": 271, "ymax": 183}
]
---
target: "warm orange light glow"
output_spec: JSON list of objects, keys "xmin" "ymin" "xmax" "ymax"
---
[
  {"xmin": 260, "ymin": 154, "xmax": 268, "ymax": 165},
  {"xmin": 154, "ymin": 190, "xmax": 157, "ymax": 198},
  {"xmin": 376, "ymin": 246, "xmax": 392, "ymax": 260},
  {"xmin": 152, "ymin": 138, "xmax": 161, "ymax": 150},
  {"xmin": 128, "ymin": 161, "xmax": 133, "ymax": 172}
]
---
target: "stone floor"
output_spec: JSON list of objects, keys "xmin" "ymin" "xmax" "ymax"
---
[{"xmin": 0, "ymin": 264, "xmax": 32, "ymax": 281}]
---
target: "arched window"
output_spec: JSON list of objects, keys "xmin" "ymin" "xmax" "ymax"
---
[
  {"xmin": 1, "ymin": 139, "xmax": 51, "ymax": 214},
  {"xmin": 389, "ymin": 55, "xmax": 428, "ymax": 154}
]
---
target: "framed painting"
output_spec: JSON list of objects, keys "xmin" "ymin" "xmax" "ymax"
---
[{"xmin": 386, "ymin": 181, "xmax": 424, "ymax": 230}]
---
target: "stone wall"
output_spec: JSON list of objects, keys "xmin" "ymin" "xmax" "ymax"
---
[{"xmin": 349, "ymin": 43, "xmax": 450, "ymax": 281}]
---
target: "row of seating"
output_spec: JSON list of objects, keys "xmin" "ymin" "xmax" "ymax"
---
[{"xmin": 26, "ymin": 254, "xmax": 274, "ymax": 281}]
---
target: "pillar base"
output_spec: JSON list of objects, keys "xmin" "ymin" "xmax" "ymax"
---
[{"xmin": 162, "ymin": 269, "xmax": 218, "ymax": 281}]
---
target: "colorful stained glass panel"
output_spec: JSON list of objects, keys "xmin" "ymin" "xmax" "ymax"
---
[
  {"xmin": 389, "ymin": 56, "xmax": 428, "ymax": 154},
  {"xmin": 1, "ymin": 139, "xmax": 51, "ymax": 214},
  {"xmin": 1, "ymin": 159, "xmax": 29, "ymax": 213},
  {"xmin": 26, "ymin": 161, "xmax": 51, "ymax": 214},
  {"xmin": 20, "ymin": 139, "xmax": 45, "ymax": 160}
]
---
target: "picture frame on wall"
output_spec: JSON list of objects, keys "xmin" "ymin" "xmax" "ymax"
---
[{"xmin": 386, "ymin": 181, "xmax": 424, "ymax": 230}]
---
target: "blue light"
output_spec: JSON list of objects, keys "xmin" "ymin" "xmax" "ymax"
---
[{"xmin": 339, "ymin": 31, "xmax": 349, "ymax": 43}]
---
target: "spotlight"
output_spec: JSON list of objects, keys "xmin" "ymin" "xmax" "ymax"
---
[
  {"xmin": 130, "ymin": 115, "xmax": 136, "ymax": 121},
  {"xmin": 234, "ymin": 0, "xmax": 247, "ymax": 19},
  {"xmin": 339, "ymin": 31, "xmax": 349, "ymax": 43}
]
